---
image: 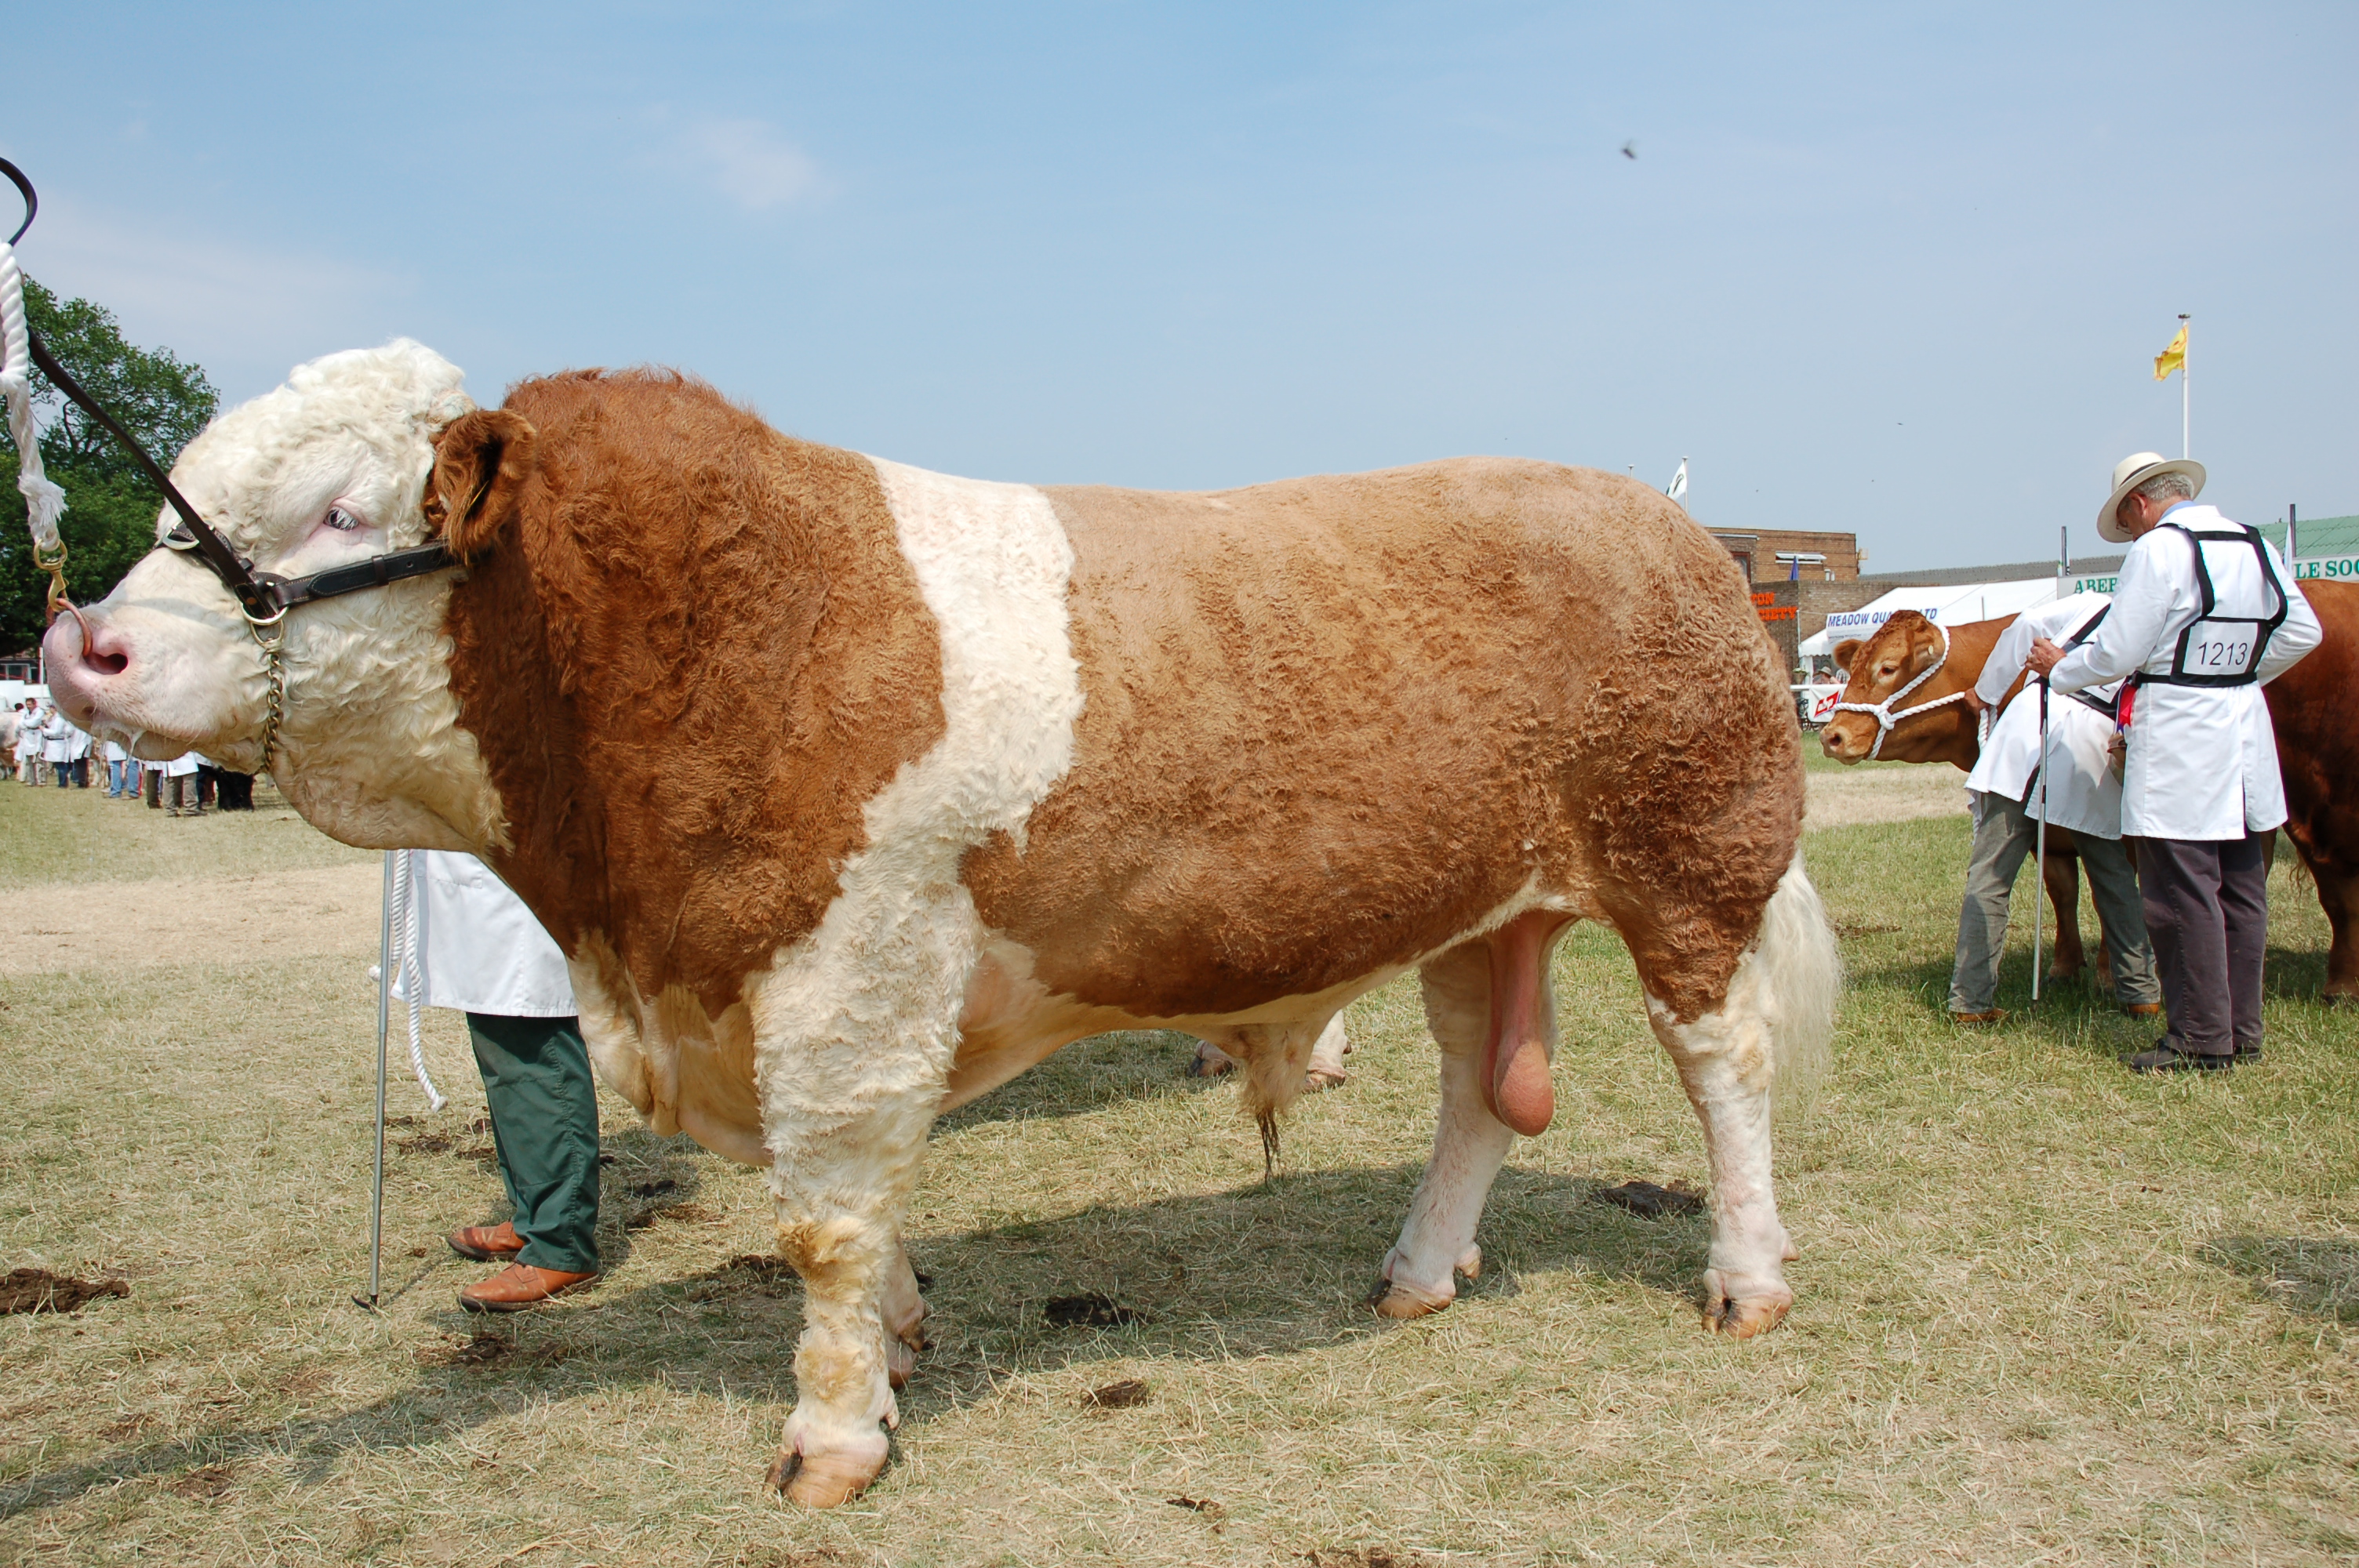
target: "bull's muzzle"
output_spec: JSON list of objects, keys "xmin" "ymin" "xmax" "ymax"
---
[{"xmin": 41, "ymin": 612, "xmax": 133, "ymax": 731}]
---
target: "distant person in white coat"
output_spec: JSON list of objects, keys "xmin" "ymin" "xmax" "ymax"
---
[
  {"xmin": 2030, "ymin": 454, "xmax": 2323, "ymax": 1072},
  {"xmin": 1950, "ymin": 591, "xmax": 2161, "ymax": 1023},
  {"xmin": 391, "ymin": 850, "xmax": 602, "ymax": 1311}
]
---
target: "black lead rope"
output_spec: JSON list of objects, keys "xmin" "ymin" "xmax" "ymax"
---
[{"xmin": 0, "ymin": 157, "xmax": 455, "ymax": 627}]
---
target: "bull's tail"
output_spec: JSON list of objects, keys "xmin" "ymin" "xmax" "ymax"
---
[{"xmin": 1757, "ymin": 851, "xmax": 1841, "ymax": 1109}]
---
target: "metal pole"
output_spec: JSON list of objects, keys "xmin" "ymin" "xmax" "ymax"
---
[
  {"xmin": 2288, "ymin": 503, "xmax": 2299, "ymax": 564},
  {"xmin": 2179, "ymin": 313, "xmax": 2190, "ymax": 458},
  {"xmin": 2030, "ymin": 677, "xmax": 2051, "ymax": 1004},
  {"xmin": 355, "ymin": 851, "xmax": 394, "ymax": 1311}
]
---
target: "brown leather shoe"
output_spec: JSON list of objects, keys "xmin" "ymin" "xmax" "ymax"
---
[
  {"xmin": 1948, "ymin": 1009, "xmax": 2008, "ymax": 1025},
  {"xmin": 2122, "ymin": 1002, "xmax": 2163, "ymax": 1018},
  {"xmin": 447, "ymin": 1221, "xmax": 525, "ymax": 1261},
  {"xmin": 459, "ymin": 1263, "xmax": 598, "ymax": 1312}
]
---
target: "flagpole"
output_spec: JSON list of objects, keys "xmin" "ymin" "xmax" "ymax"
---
[{"xmin": 2179, "ymin": 313, "xmax": 2190, "ymax": 458}]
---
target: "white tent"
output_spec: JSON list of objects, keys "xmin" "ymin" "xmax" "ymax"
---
[{"xmin": 1800, "ymin": 578, "xmax": 2061, "ymax": 660}]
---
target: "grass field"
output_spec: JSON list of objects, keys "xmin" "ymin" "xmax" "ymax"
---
[{"xmin": 0, "ymin": 768, "xmax": 2354, "ymax": 1566}]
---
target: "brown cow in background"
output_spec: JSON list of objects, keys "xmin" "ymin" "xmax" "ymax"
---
[
  {"xmin": 1823, "ymin": 590, "xmax": 2359, "ymax": 1004},
  {"xmin": 2265, "ymin": 580, "xmax": 2359, "ymax": 1004},
  {"xmin": 1821, "ymin": 612, "xmax": 2121, "ymax": 986}
]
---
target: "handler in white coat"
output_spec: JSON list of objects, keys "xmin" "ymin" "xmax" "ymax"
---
[
  {"xmin": 391, "ymin": 850, "xmax": 603, "ymax": 1308},
  {"xmin": 2031, "ymin": 454, "xmax": 2322, "ymax": 1071},
  {"xmin": 1949, "ymin": 591, "xmax": 2161, "ymax": 1022}
]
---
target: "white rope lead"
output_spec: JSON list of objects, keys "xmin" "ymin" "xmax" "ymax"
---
[{"xmin": 0, "ymin": 241, "xmax": 67, "ymax": 555}]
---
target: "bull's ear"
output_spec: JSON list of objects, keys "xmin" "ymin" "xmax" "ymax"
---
[
  {"xmin": 1832, "ymin": 639, "xmax": 1862, "ymax": 673},
  {"xmin": 427, "ymin": 409, "xmax": 538, "ymax": 562}
]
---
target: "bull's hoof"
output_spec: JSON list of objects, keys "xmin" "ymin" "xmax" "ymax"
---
[
  {"xmin": 1188, "ymin": 1043, "xmax": 1235, "ymax": 1078},
  {"xmin": 2321, "ymin": 992, "xmax": 2355, "ymax": 1010},
  {"xmin": 1369, "ymin": 1279, "xmax": 1448, "ymax": 1319},
  {"xmin": 767, "ymin": 1445, "xmax": 885, "ymax": 1508},
  {"xmin": 1700, "ymin": 1269, "xmax": 1791, "ymax": 1339},
  {"xmin": 885, "ymin": 1336, "xmax": 917, "ymax": 1390},
  {"xmin": 1303, "ymin": 1067, "xmax": 1347, "ymax": 1094}
]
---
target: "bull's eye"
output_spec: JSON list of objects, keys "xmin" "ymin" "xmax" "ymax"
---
[{"xmin": 323, "ymin": 505, "xmax": 362, "ymax": 532}]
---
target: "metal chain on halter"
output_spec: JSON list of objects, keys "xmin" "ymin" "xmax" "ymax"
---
[{"xmin": 1827, "ymin": 618, "xmax": 1972, "ymax": 758}]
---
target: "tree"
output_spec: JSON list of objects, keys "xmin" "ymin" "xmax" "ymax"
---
[{"xmin": 0, "ymin": 278, "xmax": 219, "ymax": 652}]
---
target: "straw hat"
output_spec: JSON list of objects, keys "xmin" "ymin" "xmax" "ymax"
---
[{"xmin": 2097, "ymin": 452, "xmax": 2205, "ymax": 543}]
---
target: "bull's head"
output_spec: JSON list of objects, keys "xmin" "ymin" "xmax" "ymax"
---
[
  {"xmin": 1817, "ymin": 611, "xmax": 1973, "ymax": 765},
  {"xmin": 40, "ymin": 340, "xmax": 536, "ymax": 852}
]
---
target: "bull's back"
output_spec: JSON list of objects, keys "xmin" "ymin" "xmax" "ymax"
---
[{"xmin": 960, "ymin": 456, "xmax": 1801, "ymax": 1016}]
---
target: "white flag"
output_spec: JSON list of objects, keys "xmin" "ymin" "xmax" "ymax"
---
[{"xmin": 1665, "ymin": 458, "xmax": 1688, "ymax": 504}]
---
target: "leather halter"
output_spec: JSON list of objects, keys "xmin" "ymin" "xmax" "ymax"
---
[
  {"xmin": 2, "ymin": 157, "xmax": 458, "ymax": 767},
  {"xmin": 1828, "ymin": 617, "xmax": 1972, "ymax": 759}
]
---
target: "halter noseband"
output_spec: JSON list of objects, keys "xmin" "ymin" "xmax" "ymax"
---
[{"xmin": 1827, "ymin": 617, "xmax": 1972, "ymax": 759}]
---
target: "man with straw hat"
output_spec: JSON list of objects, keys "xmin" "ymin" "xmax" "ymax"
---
[{"xmin": 2029, "ymin": 454, "xmax": 2321, "ymax": 1071}]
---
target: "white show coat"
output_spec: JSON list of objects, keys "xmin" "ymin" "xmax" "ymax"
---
[
  {"xmin": 1965, "ymin": 593, "xmax": 2125, "ymax": 837},
  {"xmin": 2050, "ymin": 503, "xmax": 2322, "ymax": 840},
  {"xmin": 41, "ymin": 714, "xmax": 69, "ymax": 762},
  {"xmin": 163, "ymin": 752, "xmax": 199, "ymax": 778},
  {"xmin": 389, "ymin": 849, "xmax": 577, "ymax": 1018}
]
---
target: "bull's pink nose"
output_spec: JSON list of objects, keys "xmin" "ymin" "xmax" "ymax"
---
[{"xmin": 40, "ymin": 612, "xmax": 130, "ymax": 725}]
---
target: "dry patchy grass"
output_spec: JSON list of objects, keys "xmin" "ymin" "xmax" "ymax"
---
[{"xmin": 0, "ymin": 779, "xmax": 2354, "ymax": 1564}]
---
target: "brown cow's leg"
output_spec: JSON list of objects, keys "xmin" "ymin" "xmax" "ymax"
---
[
  {"xmin": 2317, "ymin": 862, "xmax": 2359, "ymax": 1005},
  {"xmin": 1373, "ymin": 924, "xmax": 1565, "ymax": 1319},
  {"xmin": 2044, "ymin": 849, "xmax": 2085, "ymax": 982}
]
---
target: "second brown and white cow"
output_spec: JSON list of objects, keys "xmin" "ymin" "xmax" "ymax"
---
[{"xmin": 44, "ymin": 342, "xmax": 1839, "ymax": 1505}]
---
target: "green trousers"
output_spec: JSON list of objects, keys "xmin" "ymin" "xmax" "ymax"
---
[{"xmin": 466, "ymin": 1013, "xmax": 602, "ymax": 1274}]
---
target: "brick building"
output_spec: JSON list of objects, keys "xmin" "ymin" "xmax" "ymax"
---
[{"xmin": 1706, "ymin": 528, "xmax": 1863, "ymax": 583}]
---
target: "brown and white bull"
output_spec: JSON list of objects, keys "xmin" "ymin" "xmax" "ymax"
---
[{"xmin": 44, "ymin": 343, "xmax": 1839, "ymax": 1504}]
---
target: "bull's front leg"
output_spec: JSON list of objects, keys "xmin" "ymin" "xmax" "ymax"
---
[{"xmin": 747, "ymin": 915, "xmax": 969, "ymax": 1508}]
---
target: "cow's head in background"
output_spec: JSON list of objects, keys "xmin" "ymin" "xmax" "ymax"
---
[
  {"xmin": 42, "ymin": 340, "xmax": 531, "ymax": 851},
  {"xmin": 1818, "ymin": 610, "xmax": 1988, "ymax": 769}
]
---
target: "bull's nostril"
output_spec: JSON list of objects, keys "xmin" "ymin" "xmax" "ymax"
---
[{"xmin": 79, "ymin": 620, "xmax": 132, "ymax": 677}]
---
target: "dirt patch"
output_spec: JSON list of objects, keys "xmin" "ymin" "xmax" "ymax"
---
[
  {"xmin": 1592, "ymin": 1181, "xmax": 1705, "ymax": 1220},
  {"xmin": 168, "ymin": 1464, "xmax": 235, "ymax": 1500},
  {"xmin": 1083, "ymin": 1378, "xmax": 1151, "ymax": 1409},
  {"xmin": 1045, "ymin": 1293, "xmax": 1147, "ymax": 1327},
  {"xmin": 0, "ymin": 1267, "xmax": 129, "ymax": 1313},
  {"xmin": 1805, "ymin": 765, "xmax": 1968, "ymax": 830},
  {"xmin": 416, "ymin": 1333, "xmax": 571, "ymax": 1370},
  {"xmin": 1303, "ymin": 1552, "xmax": 1434, "ymax": 1568},
  {"xmin": 1, "ymin": 862, "xmax": 382, "ymax": 975}
]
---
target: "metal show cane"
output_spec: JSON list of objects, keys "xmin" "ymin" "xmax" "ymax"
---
[
  {"xmin": 355, "ymin": 851, "xmax": 393, "ymax": 1312},
  {"xmin": 2029, "ymin": 675, "xmax": 2052, "ymax": 1004}
]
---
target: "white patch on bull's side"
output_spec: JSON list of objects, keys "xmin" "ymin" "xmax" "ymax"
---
[
  {"xmin": 737, "ymin": 459, "xmax": 1081, "ymax": 1468},
  {"xmin": 52, "ymin": 341, "xmax": 505, "ymax": 851}
]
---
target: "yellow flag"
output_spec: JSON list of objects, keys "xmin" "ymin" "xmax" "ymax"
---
[{"xmin": 2153, "ymin": 323, "xmax": 2187, "ymax": 381}]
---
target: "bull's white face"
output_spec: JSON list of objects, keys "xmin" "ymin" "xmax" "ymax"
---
[{"xmin": 42, "ymin": 340, "xmax": 507, "ymax": 853}]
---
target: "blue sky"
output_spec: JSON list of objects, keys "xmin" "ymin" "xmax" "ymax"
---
[{"xmin": 8, "ymin": 2, "xmax": 2353, "ymax": 570}]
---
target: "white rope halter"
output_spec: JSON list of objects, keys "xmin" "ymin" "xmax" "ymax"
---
[
  {"xmin": 1828, "ymin": 617, "xmax": 1973, "ymax": 759},
  {"xmin": 0, "ymin": 240, "xmax": 67, "ymax": 566}
]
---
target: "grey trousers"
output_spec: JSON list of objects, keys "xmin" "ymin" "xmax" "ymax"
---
[
  {"xmin": 1950, "ymin": 790, "xmax": 2161, "ymax": 1014},
  {"xmin": 2137, "ymin": 833, "xmax": 2270, "ymax": 1059}
]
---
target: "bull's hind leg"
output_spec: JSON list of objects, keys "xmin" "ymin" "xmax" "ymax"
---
[
  {"xmin": 1374, "ymin": 913, "xmax": 1572, "ymax": 1317},
  {"xmin": 1631, "ymin": 863, "xmax": 1837, "ymax": 1338}
]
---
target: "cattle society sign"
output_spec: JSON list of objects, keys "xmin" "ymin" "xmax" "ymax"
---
[{"xmin": 2078, "ymin": 556, "xmax": 2359, "ymax": 593}]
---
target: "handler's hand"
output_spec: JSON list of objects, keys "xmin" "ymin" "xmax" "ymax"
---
[
  {"xmin": 1961, "ymin": 687, "xmax": 1987, "ymax": 713},
  {"xmin": 2026, "ymin": 637, "xmax": 2066, "ymax": 678}
]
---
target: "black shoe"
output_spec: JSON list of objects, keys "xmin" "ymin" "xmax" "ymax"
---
[
  {"xmin": 2234, "ymin": 1040, "xmax": 2263, "ymax": 1062},
  {"xmin": 2126, "ymin": 1041, "xmax": 2234, "ymax": 1074}
]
